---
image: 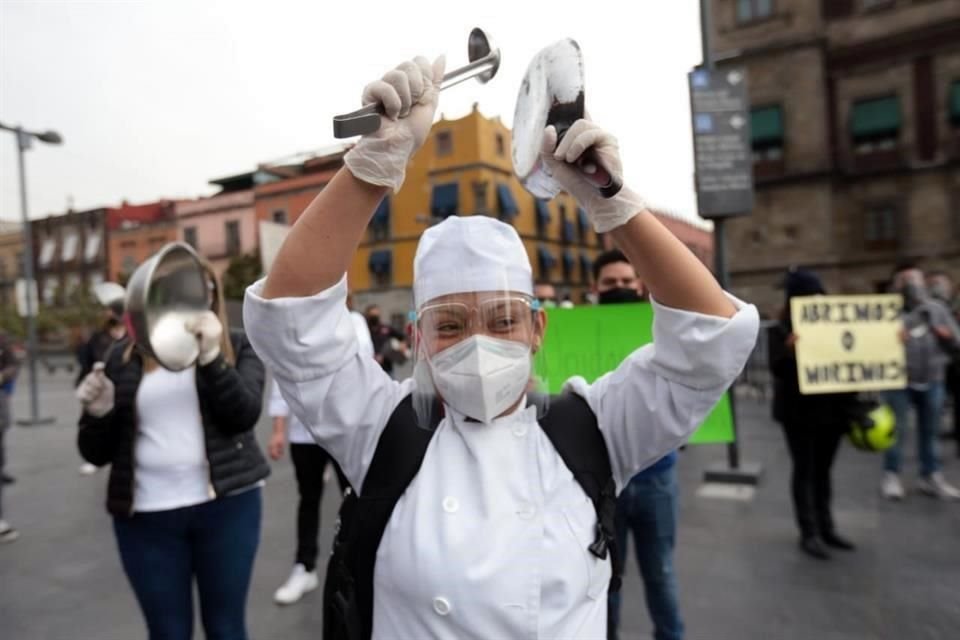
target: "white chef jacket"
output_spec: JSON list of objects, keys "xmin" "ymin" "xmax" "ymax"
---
[
  {"xmin": 268, "ymin": 310, "xmax": 374, "ymax": 444},
  {"xmin": 244, "ymin": 275, "xmax": 758, "ymax": 640}
]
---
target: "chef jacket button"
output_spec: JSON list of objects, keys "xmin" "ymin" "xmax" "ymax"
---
[
  {"xmin": 442, "ymin": 497, "xmax": 459, "ymax": 514},
  {"xmin": 512, "ymin": 424, "xmax": 527, "ymax": 437},
  {"xmin": 433, "ymin": 596, "xmax": 451, "ymax": 616},
  {"xmin": 517, "ymin": 503, "xmax": 537, "ymax": 519}
]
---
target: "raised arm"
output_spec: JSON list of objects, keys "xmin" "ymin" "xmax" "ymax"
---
[
  {"xmin": 540, "ymin": 121, "xmax": 735, "ymax": 318},
  {"xmin": 543, "ymin": 119, "xmax": 757, "ymax": 489},
  {"xmin": 262, "ymin": 56, "xmax": 445, "ymax": 300}
]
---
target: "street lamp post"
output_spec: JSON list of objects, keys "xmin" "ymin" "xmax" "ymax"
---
[{"xmin": 0, "ymin": 121, "xmax": 62, "ymax": 426}]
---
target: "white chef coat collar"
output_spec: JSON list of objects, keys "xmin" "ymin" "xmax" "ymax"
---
[{"xmin": 443, "ymin": 395, "xmax": 538, "ymax": 428}]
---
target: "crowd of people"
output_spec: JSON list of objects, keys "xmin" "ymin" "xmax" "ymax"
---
[{"xmin": 1, "ymin": 51, "xmax": 958, "ymax": 640}]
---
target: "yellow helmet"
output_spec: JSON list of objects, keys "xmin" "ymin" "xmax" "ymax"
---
[{"xmin": 848, "ymin": 404, "xmax": 896, "ymax": 452}]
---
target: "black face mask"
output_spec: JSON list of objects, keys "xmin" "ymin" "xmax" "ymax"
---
[
  {"xmin": 367, "ymin": 315, "xmax": 381, "ymax": 328},
  {"xmin": 899, "ymin": 283, "xmax": 927, "ymax": 310},
  {"xmin": 598, "ymin": 288, "xmax": 641, "ymax": 305}
]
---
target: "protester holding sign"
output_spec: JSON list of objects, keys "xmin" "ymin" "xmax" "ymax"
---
[
  {"xmin": 882, "ymin": 264, "xmax": 960, "ymax": 500},
  {"xmin": 770, "ymin": 269, "xmax": 859, "ymax": 560}
]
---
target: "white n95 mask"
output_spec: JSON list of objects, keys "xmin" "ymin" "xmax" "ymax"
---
[{"xmin": 428, "ymin": 335, "xmax": 531, "ymax": 423}]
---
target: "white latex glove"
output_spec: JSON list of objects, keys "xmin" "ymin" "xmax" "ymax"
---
[
  {"xmin": 344, "ymin": 56, "xmax": 446, "ymax": 192},
  {"xmin": 76, "ymin": 363, "xmax": 115, "ymax": 418},
  {"xmin": 185, "ymin": 311, "xmax": 223, "ymax": 366},
  {"xmin": 539, "ymin": 121, "xmax": 647, "ymax": 233}
]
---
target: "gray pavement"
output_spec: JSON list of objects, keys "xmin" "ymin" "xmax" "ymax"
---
[{"xmin": 2, "ymin": 370, "xmax": 960, "ymax": 639}]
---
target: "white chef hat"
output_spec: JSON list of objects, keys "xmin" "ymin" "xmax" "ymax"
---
[{"xmin": 413, "ymin": 216, "xmax": 533, "ymax": 308}]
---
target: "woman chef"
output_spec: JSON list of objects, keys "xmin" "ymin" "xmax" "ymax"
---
[{"xmin": 243, "ymin": 56, "xmax": 759, "ymax": 639}]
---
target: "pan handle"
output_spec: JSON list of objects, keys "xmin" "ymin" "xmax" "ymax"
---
[
  {"xmin": 576, "ymin": 153, "xmax": 623, "ymax": 199},
  {"xmin": 554, "ymin": 124, "xmax": 623, "ymax": 199}
]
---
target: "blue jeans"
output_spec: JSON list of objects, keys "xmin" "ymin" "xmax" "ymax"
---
[
  {"xmin": 113, "ymin": 487, "xmax": 262, "ymax": 640},
  {"xmin": 607, "ymin": 465, "xmax": 683, "ymax": 640},
  {"xmin": 883, "ymin": 384, "xmax": 944, "ymax": 476}
]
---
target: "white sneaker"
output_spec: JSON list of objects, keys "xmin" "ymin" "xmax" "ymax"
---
[
  {"xmin": 881, "ymin": 472, "xmax": 905, "ymax": 500},
  {"xmin": 0, "ymin": 520, "xmax": 19, "ymax": 543},
  {"xmin": 79, "ymin": 463, "xmax": 98, "ymax": 476},
  {"xmin": 274, "ymin": 563, "xmax": 319, "ymax": 605},
  {"xmin": 917, "ymin": 472, "xmax": 960, "ymax": 500}
]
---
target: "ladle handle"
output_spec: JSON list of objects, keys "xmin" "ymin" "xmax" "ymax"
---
[{"xmin": 332, "ymin": 53, "xmax": 498, "ymax": 139}]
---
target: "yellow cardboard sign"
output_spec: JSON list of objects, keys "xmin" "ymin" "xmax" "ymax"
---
[{"xmin": 790, "ymin": 294, "xmax": 906, "ymax": 395}]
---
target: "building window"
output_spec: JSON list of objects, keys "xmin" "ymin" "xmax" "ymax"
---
[
  {"xmin": 121, "ymin": 255, "xmax": 137, "ymax": 276},
  {"xmin": 225, "ymin": 220, "xmax": 241, "ymax": 256},
  {"xmin": 496, "ymin": 183, "xmax": 518, "ymax": 220},
  {"xmin": 561, "ymin": 210, "xmax": 575, "ymax": 244},
  {"xmin": 88, "ymin": 272, "xmax": 104, "ymax": 291},
  {"xmin": 273, "ymin": 209, "xmax": 287, "ymax": 224},
  {"xmin": 183, "ymin": 226, "xmax": 198, "ymax": 249},
  {"xmin": 41, "ymin": 278, "xmax": 58, "ymax": 306},
  {"xmin": 950, "ymin": 81, "xmax": 960, "ymax": 127},
  {"xmin": 84, "ymin": 230, "xmax": 102, "ymax": 263},
  {"xmin": 579, "ymin": 254, "xmax": 592, "ymax": 284},
  {"xmin": 370, "ymin": 197, "xmax": 391, "ymax": 241},
  {"xmin": 64, "ymin": 274, "xmax": 82, "ymax": 298},
  {"xmin": 576, "ymin": 207, "xmax": 589, "ymax": 243},
  {"xmin": 537, "ymin": 246, "xmax": 556, "ymax": 279},
  {"xmin": 496, "ymin": 133, "xmax": 505, "ymax": 156},
  {"xmin": 864, "ymin": 204, "xmax": 899, "ymax": 250},
  {"xmin": 368, "ymin": 250, "xmax": 392, "ymax": 287},
  {"xmin": 737, "ymin": 0, "xmax": 773, "ymax": 24},
  {"xmin": 38, "ymin": 235, "xmax": 56, "ymax": 268},
  {"xmin": 472, "ymin": 181, "xmax": 489, "ymax": 214},
  {"xmin": 850, "ymin": 95, "xmax": 900, "ymax": 153},
  {"xmin": 436, "ymin": 130, "xmax": 453, "ymax": 157},
  {"xmin": 751, "ymin": 105, "xmax": 785, "ymax": 161},
  {"xmin": 535, "ymin": 199, "xmax": 551, "ymax": 238},
  {"xmin": 430, "ymin": 183, "xmax": 459, "ymax": 218},
  {"xmin": 61, "ymin": 231, "xmax": 79, "ymax": 263},
  {"xmin": 562, "ymin": 251, "xmax": 575, "ymax": 283}
]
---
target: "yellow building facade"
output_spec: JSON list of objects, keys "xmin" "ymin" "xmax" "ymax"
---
[{"xmin": 349, "ymin": 106, "xmax": 603, "ymax": 305}]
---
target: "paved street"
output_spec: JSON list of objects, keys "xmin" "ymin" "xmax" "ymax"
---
[{"xmin": 2, "ymin": 369, "xmax": 960, "ymax": 639}]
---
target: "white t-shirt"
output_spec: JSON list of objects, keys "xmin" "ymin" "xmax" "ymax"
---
[
  {"xmin": 133, "ymin": 367, "xmax": 212, "ymax": 512},
  {"xmin": 269, "ymin": 309, "xmax": 375, "ymax": 444}
]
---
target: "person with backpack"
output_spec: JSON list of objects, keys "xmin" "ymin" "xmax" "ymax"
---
[{"xmin": 244, "ymin": 55, "xmax": 759, "ymax": 639}]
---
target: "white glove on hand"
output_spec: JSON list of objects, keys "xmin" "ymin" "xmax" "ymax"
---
[
  {"xmin": 76, "ymin": 363, "xmax": 115, "ymax": 418},
  {"xmin": 185, "ymin": 311, "xmax": 223, "ymax": 366},
  {"xmin": 539, "ymin": 121, "xmax": 647, "ymax": 233},
  {"xmin": 344, "ymin": 56, "xmax": 446, "ymax": 192}
]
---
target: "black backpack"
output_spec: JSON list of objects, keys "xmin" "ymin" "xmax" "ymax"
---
[{"xmin": 322, "ymin": 392, "xmax": 620, "ymax": 640}]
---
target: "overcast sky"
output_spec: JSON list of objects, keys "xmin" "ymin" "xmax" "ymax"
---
[{"xmin": 0, "ymin": 0, "xmax": 705, "ymax": 225}]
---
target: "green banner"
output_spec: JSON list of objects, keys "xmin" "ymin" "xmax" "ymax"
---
[{"xmin": 538, "ymin": 303, "xmax": 734, "ymax": 444}]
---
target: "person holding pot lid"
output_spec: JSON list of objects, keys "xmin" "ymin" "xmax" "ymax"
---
[
  {"xmin": 244, "ymin": 56, "xmax": 759, "ymax": 638},
  {"xmin": 76, "ymin": 253, "xmax": 268, "ymax": 640}
]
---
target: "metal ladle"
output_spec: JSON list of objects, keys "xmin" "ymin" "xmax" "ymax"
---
[{"xmin": 332, "ymin": 27, "xmax": 500, "ymax": 139}]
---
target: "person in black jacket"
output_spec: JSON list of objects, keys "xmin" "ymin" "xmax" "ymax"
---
[
  {"xmin": 75, "ymin": 281, "xmax": 127, "ymax": 476},
  {"xmin": 76, "ymin": 258, "xmax": 268, "ymax": 640},
  {"xmin": 769, "ymin": 268, "xmax": 856, "ymax": 560}
]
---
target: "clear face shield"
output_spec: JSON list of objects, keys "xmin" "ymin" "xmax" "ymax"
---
[{"xmin": 411, "ymin": 284, "xmax": 550, "ymax": 429}]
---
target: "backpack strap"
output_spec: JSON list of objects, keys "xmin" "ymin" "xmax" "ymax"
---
[
  {"xmin": 324, "ymin": 394, "xmax": 438, "ymax": 640},
  {"xmin": 536, "ymin": 392, "xmax": 622, "ymax": 594}
]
